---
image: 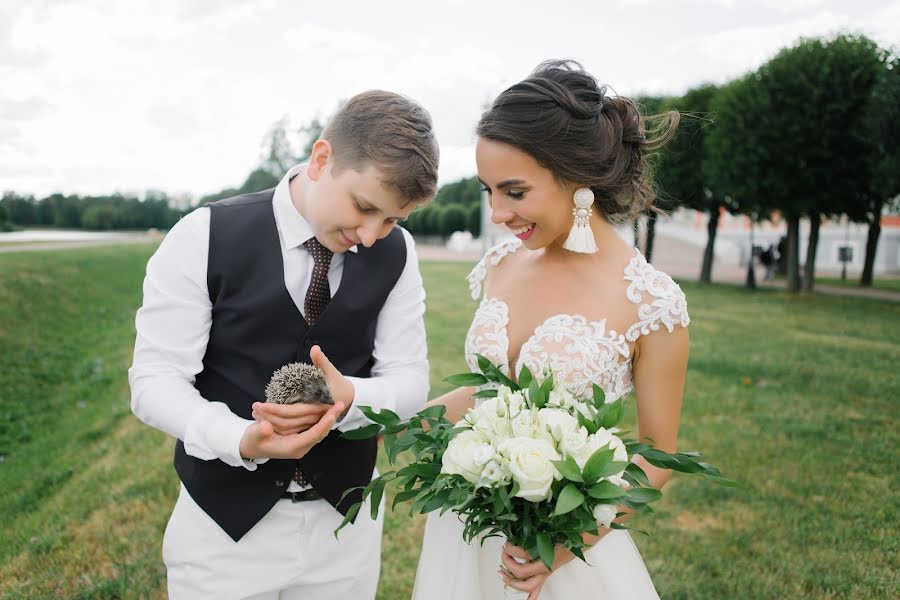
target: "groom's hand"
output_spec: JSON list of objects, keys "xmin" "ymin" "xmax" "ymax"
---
[
  {"xmin": 251, "ymin": 345, "xmax": 355, "ymax": 434},
  {"xmin": 240, "ymin": 402, "xmax": 345, "ymax": 460}
]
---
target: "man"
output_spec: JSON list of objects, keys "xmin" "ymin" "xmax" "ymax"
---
[{"xmin": 129, "ymin": 90, "xmax": 438, "ymax": 599}]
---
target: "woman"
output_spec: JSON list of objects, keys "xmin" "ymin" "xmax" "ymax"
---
[{"xmin": 412, "ymin": 60, "xmax": 689, "ymax": 600}]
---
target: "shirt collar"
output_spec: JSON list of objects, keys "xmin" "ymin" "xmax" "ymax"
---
[{"xmin": 272, "ymin": 164, "xmax": 358, "ymax": 253}]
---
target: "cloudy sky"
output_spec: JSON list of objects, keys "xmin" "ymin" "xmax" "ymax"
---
[{"xmin": 1, "ymin": 0, "xmax": 898, "ymax": 200}]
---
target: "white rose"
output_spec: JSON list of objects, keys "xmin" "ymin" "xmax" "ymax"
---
[
  {"xmin": 510, "ymin": 408, "xmax": 541, "ymax": 438},
  {"xmin": 442, "ymin": 430, "xmax": 489, "ymax": 484},
  {"xmin": 500, "ymin": 438, "xmax": 561, "ymax": 502},
  {"xmin": 537, "ymin": 408, "xmax": 581, "ymax": 443},
  {"xmin": 592, "ymin": 503, "xmax": 618, "ymax": 528},
  {"xmin": 560, "ymin": 427, "xmax": 593, "ymax": 468}
]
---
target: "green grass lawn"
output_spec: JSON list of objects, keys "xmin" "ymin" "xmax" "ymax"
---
[
  {"xmin": 816, "ymin": 276, "xmax": 900, "ymax": 293},
  {"xmin": 0, "ymin": 246, "xmax": 897, "ymax": 599}
]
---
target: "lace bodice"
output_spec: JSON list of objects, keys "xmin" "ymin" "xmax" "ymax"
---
[{"xmin": 464, "ymin": 239, "xmax": 690, "ymax": 403}]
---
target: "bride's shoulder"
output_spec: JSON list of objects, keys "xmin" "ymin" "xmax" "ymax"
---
[
  {"xmin": 466, "ymin": 238, "xmax": 523, "ymax": 300},
  {"xmin": 621, "ymin": 251, "xmax": 690, "ymax": 342}
]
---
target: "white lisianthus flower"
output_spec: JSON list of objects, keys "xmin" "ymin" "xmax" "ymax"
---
[
  {"xmin": 478, "ymin": 458, "xmax": 512, "ymax": 487},
  {"xmin": 470, "ymin": 402, "xmax": 512, "ymax": 439},
  {"xmin": 547, "ymin": 387, "xmax": 577, "ymax": 410},
  {"xmin": 592, "ymin": 503, "xmax": 618, "ymax": 528},
  {"xmin": 537, "ymin": 408, "xmax": 581, "ymax": 443},
  {"xmin": 442, "ymin": 430, "xmax": 489, "ymax": 484},
  {"xmin": 499, "ymin": 438, "xmax": 561, "ymax": 502}
]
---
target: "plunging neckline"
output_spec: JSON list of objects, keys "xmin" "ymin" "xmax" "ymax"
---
[{"xmin": 478, "ymin": 296, "xmax": 631, "ymax": 378}]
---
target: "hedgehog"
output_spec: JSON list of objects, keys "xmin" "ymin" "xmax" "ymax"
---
[{"xmin": 264, "ymin": 362, "xmax": 334, "ymax": 405}]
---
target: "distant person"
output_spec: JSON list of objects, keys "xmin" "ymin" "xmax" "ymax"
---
[
  {"xmin": 129, "ymin": 91, "xmax": 438, "ymax": 599},
  {"xmin": 760, "ymin": 244, "xmax": 776, "ymax": 280},
  {"xmin": 776, "ymin": 235, "xmax": 788, "ymax": 276}
]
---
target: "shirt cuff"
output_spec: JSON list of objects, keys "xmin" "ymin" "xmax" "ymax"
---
[
  {"xmin": 336, "ymin": 376, "xmax": 394, "ymax": 432},
  {"xmin": 183, "ymin": 404, "xmax": 262, "ymax": 470}
]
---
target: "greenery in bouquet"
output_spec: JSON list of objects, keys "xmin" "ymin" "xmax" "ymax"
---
[{"xmin": 336, "ymin": 355, "xmax": 736, "ymax": 571}]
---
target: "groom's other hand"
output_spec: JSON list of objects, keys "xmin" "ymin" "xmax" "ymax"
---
[
  {"xmin": 251, "ymin": 345, "xmax": 355, "ymax": 433},
  {"xmin": 240, "ymin": 401, "xmax": 345, "ymax": 460},
  {"xmin": 251, "ymin": 402, "xmax": 331, "ymax": 435}
]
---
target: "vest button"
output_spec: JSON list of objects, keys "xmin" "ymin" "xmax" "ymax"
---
[{"xmin": 275, "ymin": 480, "xmax": 285, "ymax": 487}]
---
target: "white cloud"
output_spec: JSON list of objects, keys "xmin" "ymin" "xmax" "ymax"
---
[{"xmin": 0, "ymin": 0, "xmax": 895, "ymax": 198}]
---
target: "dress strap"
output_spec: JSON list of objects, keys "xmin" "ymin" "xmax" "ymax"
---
[
  {"xmin": 622, "ymin": 252, "xmax": 690, "ymax": 342},
  {"xmin": 466, "ymin": 238, "xmax": 522, "ymax": 300}
]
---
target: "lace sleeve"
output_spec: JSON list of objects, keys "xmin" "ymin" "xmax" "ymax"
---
[
  {"xmin": 466, "ymin": 238, "xmax": 522, "ymax": 301},
  {"xmin": 623, "ymin": 254, "xmax": 690, "ymax": 342}
]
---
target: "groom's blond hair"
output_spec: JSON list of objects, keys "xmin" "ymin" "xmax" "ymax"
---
[{"xmin": 322, "ymin": 90, "xmax": 439, "ymax": 206}]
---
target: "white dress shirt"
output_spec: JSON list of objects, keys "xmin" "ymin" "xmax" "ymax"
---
[{"xmin": 129, "ymin": 164, "xmax": 429, "ymax": 474}]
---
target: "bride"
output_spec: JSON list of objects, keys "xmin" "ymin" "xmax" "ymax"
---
[{"xmin": 412, "ymin": 60, "xmax": 689, "ymax": 600}]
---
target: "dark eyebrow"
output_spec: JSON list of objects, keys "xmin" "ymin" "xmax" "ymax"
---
[{"xmin": 478, "ymin": 178, "xmax": 528, "ymax": 190}]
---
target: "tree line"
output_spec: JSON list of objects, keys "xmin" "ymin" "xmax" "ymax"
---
[{"xmin": 645, "ymin": 33, "xmax": 898, "ymax": 290}]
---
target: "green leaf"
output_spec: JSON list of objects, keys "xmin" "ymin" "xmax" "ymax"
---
[
  {"xmin": 577, "ymin": 411, "xmax": 599, "ymax": 434},
  {"xmin": 333, "ymin": 501, "xmax": 361, "ymax": 538},
  {"xmin": 624, "ymin": 463, "xmax": 651, "ymax": 487},
  {"xmin": 370, "ymin": 478, "xmax": 386, "ymax": 520},
  {"xmin": 587, "ymin": 480, "xmax": 627, "ymax": 500},
  {"xmin": 551, "ymin": 458, "xmax": 583, "ymax": 483},
  {"xmin": 472, "ymin": 388, "xmax": 499, "ymax": 399},
  {"xmin": 704, "ymin": 474, "xmax": 742, "ymax": 488},
  {"xmin": 626, "ymin": 487, "xmax": 663, "ymax": 504},
  {"xmin": 357, "ymin": 405, "xmax": 400, "ymax": 426},
  {"xmin": 529, "ymin": 378, "xmax": 544, "ymax": 409},
  {"xmin": 476, "ymin": 353, "xmax": 493, "ymax": 373},
  {"xmin": 552, "ymin": 483, "xmax": 585, "ymax": 517},
  {"xmin": 591, "ymin": 383, "xmax": 606, "ymax": 410},
  {"xmin": 594, "ymin": 460, "xmax": 629, "ymax": 479},
  {"xmin": 444, "ymin": 372, "xmax": 489, "ymax": 387},
  {"xmin": 582, "ymin": 446, "xmax": 615, "ymax": 484},
  {"xmin": 517, "ymin": 364, "xmax": 533, "ymax": 390},
  {"xmin": 536, "ymin": 532, "xmax": 555, "ymax": 571},
  {"xmin": 340, "ymin": 423, "xmax": 382, "ymax": 440},
  {"xmin": 417, "ymin": 404, "xmax": 447, "ymax": 421},
  {"xmin": 392, "ymin": 488, "xmax": 422, "ymax": 509},
  {"xmin": 600, "ymin": 399, "xmax": 624, "ymax": 429}
]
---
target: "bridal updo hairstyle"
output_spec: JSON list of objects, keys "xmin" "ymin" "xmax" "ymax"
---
[{"xmin": 477, "ymin": 59, "xmax": 679, "ymax": 222}]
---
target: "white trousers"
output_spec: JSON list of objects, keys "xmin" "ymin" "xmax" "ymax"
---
[{"xmin": 163, "ymin": 484, "xmax": 383, "ymax": 599}]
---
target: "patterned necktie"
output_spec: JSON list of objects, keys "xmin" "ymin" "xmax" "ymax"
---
[
  {"xmin": 302, "ymin": 238, "xmax": 333, "ymax": 326},
  {"xmin": 293, "ymin": 238, "xmax": 334, "ymax": 488}
]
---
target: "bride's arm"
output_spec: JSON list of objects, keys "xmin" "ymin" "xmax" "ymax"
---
[
  {"xmin": 584, "ymin": 323, "xmax": 690, "ymax": 541},
  {"xmin": 424, "ymin": 386, "xmax": 476, "ymax": 424}
]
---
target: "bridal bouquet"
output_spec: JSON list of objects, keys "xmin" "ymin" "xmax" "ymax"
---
[{"xmin": 336, "ymin": 356, "xmax": 734, "ymax": 572}]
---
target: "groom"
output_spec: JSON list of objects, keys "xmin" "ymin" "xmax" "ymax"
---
[{"xmin": 129, "ymin": 90, "xmax": 438, "ymax": 599}]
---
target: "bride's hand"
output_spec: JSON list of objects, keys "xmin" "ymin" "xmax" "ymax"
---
[{"xmin": 499, "ymin": 541, "xmax": 575, "ymax": 600}]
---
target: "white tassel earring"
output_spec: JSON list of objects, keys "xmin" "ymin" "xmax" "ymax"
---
[{"xmin": 563, "ymin": 188, "xmax": 599, "ymax": 253}]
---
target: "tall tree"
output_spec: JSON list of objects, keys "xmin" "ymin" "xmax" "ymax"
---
[
  {"xmin": 705, "ymin": 75, "xmax": 776, "ymax": 284},
  {"xmin": 857, "ymin": 49, "xmax": 900, "ymax": 286},
  {"xmin": 753, "ymin": 34, "xmax": 882, "ymax": 292},
  {"xmin": 656, "ymin": 85, "xmax": 726, "ymax": 283}
]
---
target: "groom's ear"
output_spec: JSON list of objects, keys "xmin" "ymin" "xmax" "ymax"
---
[{"xmin": 306, "ymin": 139, "xmax": 334, "ymax": 182}]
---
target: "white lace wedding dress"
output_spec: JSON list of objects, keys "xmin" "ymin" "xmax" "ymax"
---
[{"xmin": 411, "ymin": 239, "xmax": 690, "ymax": 600}]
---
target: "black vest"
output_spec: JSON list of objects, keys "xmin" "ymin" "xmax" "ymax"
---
[{"xmin": 173, "ymin": 189, "xmax": 406, "ymax": 542}]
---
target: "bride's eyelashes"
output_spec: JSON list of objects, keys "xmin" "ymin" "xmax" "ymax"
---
[{"xmin": 479, "ymin": 185, "xmax": 528, "ymax": 200}]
